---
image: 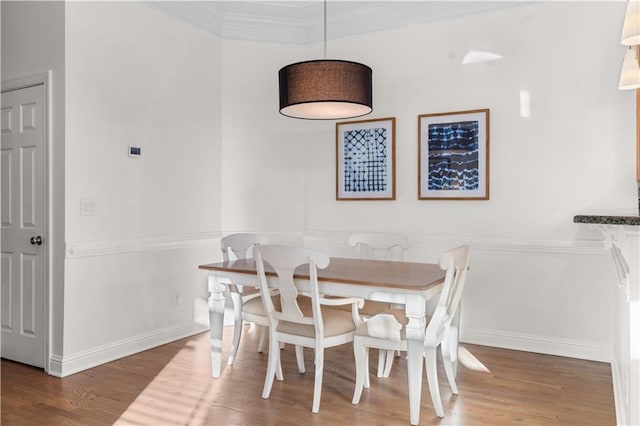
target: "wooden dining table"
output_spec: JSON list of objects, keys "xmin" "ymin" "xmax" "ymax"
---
[{"xmin": 199, "ymin": 256, "xmax": 448, "ymax": 425}]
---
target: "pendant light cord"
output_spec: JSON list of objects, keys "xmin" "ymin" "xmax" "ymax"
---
[{"xmin": 323, "ymin": 0, "xmax": 327, "ymax": 59}]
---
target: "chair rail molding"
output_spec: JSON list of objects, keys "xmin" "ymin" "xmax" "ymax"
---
[
  {"xmin": 65, "ymin": 232, "xmax": 221, "ymax": 259},
  {"xmin": 303, "ymin": 230, "xmax": 605, "ymax": 256},
  {"xmin": 592, "ymin": 224, "xmax": 637, "ymax": 301}
]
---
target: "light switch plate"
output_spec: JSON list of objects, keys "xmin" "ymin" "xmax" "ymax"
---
[{"xmin": 80, "ymin": 198, "xmax": 96, "ymax": 216}]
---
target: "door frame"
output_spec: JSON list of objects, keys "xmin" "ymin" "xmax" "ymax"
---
[{"xmin": 1, "ymin": 71, "xmax": 51, "ymax": 372}]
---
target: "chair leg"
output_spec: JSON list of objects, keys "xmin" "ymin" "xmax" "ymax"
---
[
  {"xmin": 352, "ymin": 337, "xmax": 367, "ymax": 404},
  {"xmin": 364, "ymin": 347, "xmax": 370, "ymax": 389},
  {"xmin": 382, "ymin": 349, "xmax": 395, "ymax": 377},
  {"xmin": 295, "ymin": 345, "xmax": 306, "ymax": 373},
  {"xmin": 262, "ymin": 334, "xmax": 281, "ymax": 399},
  {"xmin": 276, "ymin": 353, "xmax": 283, "ymax": 382},
  {"xmin": 441, "ymin": 334, "xmax": 458, "ymax": 394},
  {"xmin": 376, "ymin": 349, "xmax": 386, "ymax": 378},
  {"xmin": 312, "ymin": 348, "xmax": 324, "ymax": 413},
  {"xmin": 425, "ymin": 346, "xmax": 444, "ymax": 417},
  {"xmin": 257, "ymin": 326, "xmax": 267, "ymax": 353},
  {"xmin": 449, "ymin": 324, "xmax": 460, "ymax": 378},
  {"xmin": 227, "ymin": 293, "xmax": 243, "ymax": 366}
]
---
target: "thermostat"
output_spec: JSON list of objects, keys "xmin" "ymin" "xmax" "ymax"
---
[{"xmin": 128, "ymin": 146, "xmax": 142, "ymax": 157}]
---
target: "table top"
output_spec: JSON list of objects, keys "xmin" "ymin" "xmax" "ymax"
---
[{"xmin": 199, "ymin": 257, "xmax": 445, "ymax": 291}]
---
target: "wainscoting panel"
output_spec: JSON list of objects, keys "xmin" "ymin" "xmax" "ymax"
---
[
  {"xmin": 56, "ymin": 230, "xmax": 614, "ymax": 378},
  {"xmin": 55, "ymin": 234, "xmax": 220, "ymax": 377},
  {"xmin": 304, "ymin": 230, "xmax": 614, "ymax": 362}
]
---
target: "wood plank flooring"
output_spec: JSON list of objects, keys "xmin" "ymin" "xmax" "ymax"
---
[{"xmin": 1, "ymin": 325, "xmax": 616, "ymax": 425}]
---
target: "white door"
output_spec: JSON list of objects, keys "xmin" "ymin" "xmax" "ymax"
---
[{"xmin": 1, "ymin": 83, "xmax": 47, "ymax": 368}]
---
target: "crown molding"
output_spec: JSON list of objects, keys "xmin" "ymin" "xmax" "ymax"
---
[{"xmin": 149, "ymin": 1, "xmax": 526, "ymax": 45}]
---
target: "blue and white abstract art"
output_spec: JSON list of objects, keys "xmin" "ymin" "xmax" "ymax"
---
[
  {"xmin": 344, "ymin": 127, "xmax": 388, "ymax": 192},
  {"xmin": 419, "ymin": 109, "xmax": 489, "ymax": 200},
  {"xmin": 337, "ymin": 118, "xmax": 396, "ymax": 200},
  {"xmin": 427, "ymin": 120, "xmax": 479, "ymax": 191}
]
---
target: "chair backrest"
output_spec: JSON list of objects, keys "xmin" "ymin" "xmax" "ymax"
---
[
  {"xmin": 221, "ymin": 233, "xmax": 267, "ymax": 261},
  {"xmin": 348, "ymin": 233, "xmax": 409, "ymax": 261},
  {"xmin": 425, "ymin": 245, "xmax": 470, "ymax": 346},
  {"xmin": 254, "ymin": 245, "xmax": 330, "ymax": 337}
]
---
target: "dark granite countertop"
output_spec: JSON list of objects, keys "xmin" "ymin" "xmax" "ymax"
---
[{"xmin": 573, "ymin": 211, "xmax": 640, "ymax": 226}]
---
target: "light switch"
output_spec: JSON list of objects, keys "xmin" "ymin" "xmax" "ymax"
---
[{"xmin": 80, "ymin": 198, "xmax": 96, "ymax": 216}]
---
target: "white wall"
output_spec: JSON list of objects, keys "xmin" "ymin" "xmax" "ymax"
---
[
  {"xmin": 65, "ymin": 2, "xmax": 222, "ymax": 242},
  {"xmin": 219, "ymin": 2, "xmax": 635, "ymax": 362},
  {"xmin": 60, "ymin": 1, "xmax": 223, "ymax": 375},
  {"xmin": 1, "ymin": 0, "xmax": 66, "ymax": 368},
  {"xmin": 220, "ymin": 39, "xmax": 316, "ymax": 233},
  {"xmin": 304, "ymin": 2, "xmax": 636, "ymax": 237}
]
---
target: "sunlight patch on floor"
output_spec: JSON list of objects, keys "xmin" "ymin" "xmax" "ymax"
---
[
  {"xmin": 114, "ymin": 343, "xmax": 223, "ymax": 426},
  {"xmin": 459, "ymin": 346, "xmax": 491, "ymax": 373}
]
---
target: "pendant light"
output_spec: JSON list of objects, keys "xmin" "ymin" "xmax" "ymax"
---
[
  {"xmin": 619, "ymin": 46, "xmax": 640, "ymax": 90},
  {"xmin": 621, "ymin": 0, "xmax": 640, "ymax": 46},
  {"xmin": 619, "ymin": 0, "xmax": 640, "ymax": 90},
  {"xmin": 278, "ymin": 0, "xmax": 373, "ymax": 120}
]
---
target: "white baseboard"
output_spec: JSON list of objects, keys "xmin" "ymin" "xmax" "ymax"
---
[
  {"xmin": 461, "ymin": 327, "xmax": 612, "ymax": 363},
  {"xmin": 48, "ymin": 323, "xmax": 209, "ymax": 378}
]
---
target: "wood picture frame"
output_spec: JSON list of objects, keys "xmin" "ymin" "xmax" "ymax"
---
[
  {"xmin": 336, "ymin": 117, "xmax": 396, "ymax": 200},
  {"xmin": 418, "ymin": 109, "xmax": 490, "ymax": 200}
]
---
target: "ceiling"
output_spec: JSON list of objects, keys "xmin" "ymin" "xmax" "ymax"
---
[{"xmin": 149, "ymin": 1, "xmax": 525, "ymax": 44}]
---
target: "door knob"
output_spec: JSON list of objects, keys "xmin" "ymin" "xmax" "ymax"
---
[{"xmin": 30, "ymin": 235, "xmax": 43, "ymax": 246}]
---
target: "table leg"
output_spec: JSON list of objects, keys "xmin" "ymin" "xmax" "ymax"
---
[
  {"xmin": 405, "ymin": 296, "xmax": 427, "ymax": 426},
  {"xmin": 208, "ymin": 274, "xmax": 227, "ymax": 378}
]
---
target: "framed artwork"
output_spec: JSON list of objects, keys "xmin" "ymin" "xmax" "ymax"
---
[
  {"xmin": 336, "ymin": 117, "xmax": 396, "ymax": 200},
  {"xmin": 418, "ymin": 109, "xmax": 490, "ymax": 200}
]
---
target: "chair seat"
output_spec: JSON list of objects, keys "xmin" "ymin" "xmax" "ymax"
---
[
  {"xmin": 354, "ymin": 309, "xmax": 432, "ymax": 342},
  {"xmin": 276, "ymin": 297, "xmax": 357, "ymax": 338},
  {"xmin": 332, "ymin": 300, "xmax": 391, "ymax": 316},
  {"xmin": 360, "ymin": 301, "xmax": 394, "ymax": 316},
  {"xmin": 243, "ymin": 294, "xmax": 316, "ymax": 316},
  {"xmin": 355, "ymin": 309, "xmax": 408, "ymax": 339},
  {"xmin": 238, "ymin": 287, "xmax": 260, "ymax": 298},
  {"xmin": 242, "ymin": 294, "xmax": 281, "ymax": 316}
]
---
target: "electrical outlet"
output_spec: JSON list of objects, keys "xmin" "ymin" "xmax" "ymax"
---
[{"xmin": 173, "ymin": 290, "xmax": 181, "ymax": 307}]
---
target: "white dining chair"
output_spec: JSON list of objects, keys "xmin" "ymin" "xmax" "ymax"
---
[
  {"xmin": 351, "ymin": 245, "xmax": 470, "ymax": 419},
  {"xmin": 221, "ymin": 233, "xmax": 270, "ymax": 366},
  {"xmin": 348, "ymin": 232, "xmax": 409, "ymax": 262},
  {"xmin": 254, "ymin": 244, "xmax": 364, "ymax": 413},
  {"xmin": 348, "ymin": 232, "xmax": 409, "ymax": 377}
]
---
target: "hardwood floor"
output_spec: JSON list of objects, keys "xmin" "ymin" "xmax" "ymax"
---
[{"xmin": 1, "ymin": 325, "xmax": 616, "ymax": 425}]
